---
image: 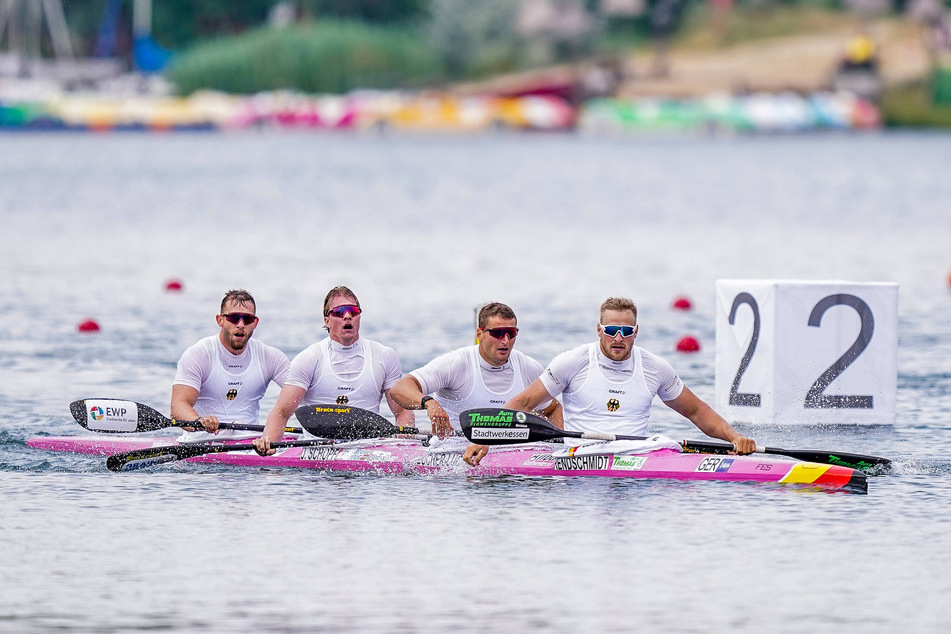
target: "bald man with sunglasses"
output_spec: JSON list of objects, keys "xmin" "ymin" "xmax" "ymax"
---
[
  {"xmin": 171, "ymin": 289, "xmax": 290, "ymax": 441},
  {"xmin": 253, "ymin": 285, "xmax": 413, "ymax": 455},
  {"xmin": 391, "ymin": 302, "xmax": 561, "ymax": 441},
  {"xmin": 463, "ymin": 297, "xmax": 755, "ymax": 466}
]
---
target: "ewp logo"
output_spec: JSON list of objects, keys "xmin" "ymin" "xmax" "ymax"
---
[{"xmin": 90, "ymin": 406, "xmax": 104, "ymax": 421}]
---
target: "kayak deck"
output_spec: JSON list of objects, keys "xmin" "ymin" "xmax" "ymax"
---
[{"xmin": 27, "ymin": 435, "xmax": 868, "ymax": 493}]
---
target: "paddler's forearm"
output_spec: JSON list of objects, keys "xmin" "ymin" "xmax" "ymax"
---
[
  {"xmin": 505, "ymin": 379, "xmax": 554, "ymax": 415},
  {"xmin": 262, "ymin": 386, "xmax": 305, "ymax": 441}
]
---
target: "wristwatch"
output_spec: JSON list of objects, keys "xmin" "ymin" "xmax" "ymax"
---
[{"xmin": 420, "ymin": 395, "xmax": 434, "ymax": 409}]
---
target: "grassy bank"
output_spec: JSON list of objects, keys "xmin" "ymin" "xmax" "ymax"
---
[
  {"xmin": 881, "ymin": 75, "xmax": 951, "ymax": 127},
  {"xmin": 167, "ymin": 21, "xmax": 442, "ymax": 95}
]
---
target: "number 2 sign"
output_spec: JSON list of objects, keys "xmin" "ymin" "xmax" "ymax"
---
[{"xmin": 715, "ymin": 280, "xmax": 898, "ymax": 425}]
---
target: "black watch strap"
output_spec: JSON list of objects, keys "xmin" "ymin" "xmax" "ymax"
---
[{"xmin": 420, "ymin": 395, "xmax": 434, "ymax": 409}]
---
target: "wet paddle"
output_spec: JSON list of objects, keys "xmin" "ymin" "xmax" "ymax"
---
[
  {"xmin": 293, "ymin": 404, "xmax": 427, "ymax": 440},
  {"xmin": 106, "ymin": 404, "xmax": 426, "ymax": 472},
  {"xmin": 70, "ymin": 398, "xmax": 303, "ymax": 434},
  {"xmin": 105, "ymin": 438, "xmax": 337, "ymax": 472},
  {"xmin": 459, "ymin": 408, "xmax": 892, "ymax": 474}
]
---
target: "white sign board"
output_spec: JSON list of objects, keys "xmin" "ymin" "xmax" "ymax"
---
[{"xmin": 715, "ymin": 280, "xmax": 898, "ymax": 425}]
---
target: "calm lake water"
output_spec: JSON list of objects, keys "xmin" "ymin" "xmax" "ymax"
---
[{"xmin": 2, "ymin": 130, "xmax": 951, "ymax": 632}]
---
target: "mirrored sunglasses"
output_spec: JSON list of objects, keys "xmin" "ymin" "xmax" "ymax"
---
[
  {"xmin": 222, "ymin": 313, "xmax": 257, "ymax": 325},
  {"xmin": 484, "ymin": 327, "xmax": 519, "ymax": 339},
  {"xmin": 600, "ymin": 324, "xmax": 636, "ymax": 338},
  {"xmin": 327, "ymin": 305, "xmax": 362, "ymax": 318}
]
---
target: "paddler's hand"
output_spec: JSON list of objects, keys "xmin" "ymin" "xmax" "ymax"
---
[
  {"xmin": 199, "ymin": 416, "xmax": 220, "ymax": 433},
  {"xmin": 252, "ymin": 436, "xmax": 275, "ymax": 457},
  {"xmin": 463, "ymin": 444, "xmax": 488, "ymax": 466},
  {"xmin": 731, "ymin": 436, "xmax": 756, "ymax": 455},
  {"xmin": 425, "ymin": 400, "xmax": 453, "ymax": 438},
  {"xmin": 184, "ymin": 415, "xmax": 219, "ymax": 433}
]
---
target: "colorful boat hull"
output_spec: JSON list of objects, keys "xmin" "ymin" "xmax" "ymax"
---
[{"xmin": 27, "ymin": 436, "xmax": 867, "ymax": 493}]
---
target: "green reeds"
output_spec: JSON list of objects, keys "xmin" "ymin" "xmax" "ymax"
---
[{"xmin": 166, "ymin": 20, "xmax": 442, "ymax": 95}]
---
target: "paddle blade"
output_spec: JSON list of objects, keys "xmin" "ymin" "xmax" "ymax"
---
[
  {"xmin": 460, "ymin": 408, "xmax": 566, "ymax": 444},
  {"xmin": 106, "ymin": 444, "xmax": 204, "ymax": 472},
  {"xmin": 294, "ymin": 404, "xmax": 418, "ymax": 439},
  {"xmin": 764, "ymin": 447, "xmax": 892, "ymax": 474},
  {"xmin": 71, "ymin": 398, "xmax": 174, "ymax": 433}
]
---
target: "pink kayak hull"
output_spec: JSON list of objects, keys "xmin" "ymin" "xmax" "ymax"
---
[{"xmin": 27, "ymin": 435, "xmax": 867, "ymax": 492}]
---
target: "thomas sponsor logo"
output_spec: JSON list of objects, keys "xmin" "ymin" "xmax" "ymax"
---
[
  {"xmin": 611, "ymin": 455, "xmax": 647, "ymax": 471},
  {"xmin": 466, "ymin": 410, "xmax": 527, "ymax": 426},
  {"xmin": 469, "ymin": 428, "xmax": 530, "ymax": 441},
  {"xmin": 555, "ymin": 455, "xmax": 612, "ymax": 471},
  {"xmin": 696, "ymin": 457, "xmax": 735, "ymax": 473}
]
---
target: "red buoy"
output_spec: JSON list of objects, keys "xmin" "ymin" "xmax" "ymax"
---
[
  {"xmin": 165, "ymin": 279, "xmax": 184, "ymax": 292},
  {"xmin": 676, "ymin": 335, "xmax": 700, "ymax": 352},
  {"xmin": 77, "ymin": 319, "xmax": 101, "ymax": 333},
  {"xmin": 672, "ymin": 296, "xmax": 692, "ymax": 311}
]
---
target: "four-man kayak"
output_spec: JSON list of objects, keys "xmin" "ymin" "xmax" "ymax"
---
[{"xmin": 27, "ymin": 435, "xmax": 868, "ymax": 493}]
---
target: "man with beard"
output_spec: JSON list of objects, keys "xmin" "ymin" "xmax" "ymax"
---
[
  {"xmin": 463, "ymin": 297, "xmax": 755, "ymax": 465},
  {"xmin": 253, "ymin": 285, "xmax": 412, "ymax": 454},
  {"xmin": 171, "ymin": 289, "xmax": 290, "ymax": 442}
]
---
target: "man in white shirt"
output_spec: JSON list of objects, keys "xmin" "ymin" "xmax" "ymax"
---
[
  {"xmin": 464, "ymin": 297, "xmax": 755, "ymax": 465},
  {"xmin": 390, "ymin": 302, "xmax": 561, "ymax": 440},
  {"xmin": 253, "ymin": 286, "xmax": 412, "ymax": 454},
  {"xmin": 171, "ymin": 289, "xmax": 290, "ymax": 441}
]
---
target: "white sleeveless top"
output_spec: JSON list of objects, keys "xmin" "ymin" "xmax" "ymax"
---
[
  {"xmin": 286, "ymin": 338, "xmax": 401, "ymax": 413},
  {"xmin": 173, "ymin": 335, "xmax": 289, "ymax": 425},
  {"xmin": 541, "ymin": 342, "xmax": 683, "ymax": 445},
  {"xmin": 411, "ymin": 345, "xmax": 544, "ymax": 431}
]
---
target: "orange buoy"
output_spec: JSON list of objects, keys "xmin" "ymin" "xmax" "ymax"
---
[
  {"xmin": 165, "ymin": 279, "xmax": 184, "ymax": 292},
  {"xmin": 676, "ymin": 335, "xmax": 700, "ymax": 352},
  {"xmin": 672, "ymin": 296, "xmax": 692, "ymax": 311},
  {"xmin": 77, "ymin": 319, "xmax": 100, "ymax": 333}
]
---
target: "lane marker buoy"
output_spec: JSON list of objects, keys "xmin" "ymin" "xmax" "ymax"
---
[
  {"xmin": 676, "ymin": 335, "xmax": 700, "ymax": 352},
  {"xmin": 672, "ymin": 296, "xmax": 692, "ymax": 311},
  {"xmin": 77, "ymin": 319, "xmax": 100, "ymax": 333}
]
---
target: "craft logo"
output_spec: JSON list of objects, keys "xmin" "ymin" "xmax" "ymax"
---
[
  {"xmin": 336, "ymin": 395, "xmax": 349, "ymax": 405},
  {"xmin": 606, "ymin": 399, "xmax": 620, "ymax": 412},
  {"xmin": 226, "ymin": 389, "xmax": 238, "ymax": 401},
  {"xmin": 89, "ymin": 406, "xmax": 104, "ymax": 421}
]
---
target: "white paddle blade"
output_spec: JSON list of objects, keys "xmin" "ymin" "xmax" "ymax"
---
[{"xmin": 82, "ymin": 399, "xmax": 140, "ymax": 432}]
